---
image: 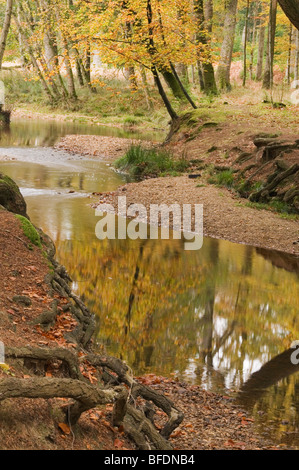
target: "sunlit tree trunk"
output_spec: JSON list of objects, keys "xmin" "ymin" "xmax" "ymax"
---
[{"xmin": 216, "ymin": 0, "xmax": 238, "ymax": 91}]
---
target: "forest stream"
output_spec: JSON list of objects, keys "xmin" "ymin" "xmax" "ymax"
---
[{"xmin": 1, "ymin": 118, "xmax": 299, "ymax": 447}]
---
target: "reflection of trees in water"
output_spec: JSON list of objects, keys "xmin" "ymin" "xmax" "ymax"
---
[
  {"xmin": 238, "ymin": 348, "xmax": 299, "ymax": 407},
  {"xmin": 0, "ymin": 120, "xmax": 165, "ymax": 148},
  {"xmin": 55, "ymin": 227, "xmax": 299, "ymax": 391},
  {"xmin": 237, "ymin": 348, "xmax": 299, "ymax": 446}
]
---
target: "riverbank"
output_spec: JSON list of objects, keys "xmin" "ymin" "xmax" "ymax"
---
[
  {"xmin": 94, "ymin": 176, "xmax": 299, "ymax": 255},
  {"xmin": 52, "ymin": 101, "xmax": 299, "ymax": 256},
  {"xmin": 0, "ymin": 208, "xmax": 135, "ymax": 450},
  {"xmin": 55, "ymin": 134, "xmax": 154, "ymax": 161},
  {"xmin": 0, "ymin": 206, "xmax": 283, "ymax": 450},
  {"xmin": 55, "ymin": 135, "xmax": 299, "ymax": 255}
]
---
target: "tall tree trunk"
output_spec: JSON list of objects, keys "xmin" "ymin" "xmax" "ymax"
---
[
  {"xmin": 263, "ymin": 0, "xmax": 277, "ymax": 90},
  {"xmin": 0, "ymin": 0, "xmax": 14, "ymax": 70},
  {"xmin": 155, "ymin": 1, "xmax": 188, "ymax": 102},
  {"xmin": 125, "ymin": 66, "xmax": 138, "ymax": 90},
  {"xmin": 54, "ymin": 8, "xmax": 77, "ymax": 100},
  {"xmin": 256, "ymin": 20, "xmax": 266, "ymax": 81},
  {"xmin": 249, "ymin": 3, "xmax": 258, "ymax": 80},
  {"xmin": 194, "ymin": 0, "xmax": 217, "ymax": 95},
  {"xmin": 170, "ymin": 62, "xmax": 197, "ymax": 108},
  {"xmin": 286, "ymin": 23, "xmax": 293, "ymax": 85},
  {"xmin": 242, "ymin": 0, "xmax": 250, "ymax": 87},
  {"xmin": 216, "ymin": 0, "xmax": 238, "ymax": 91},
  {"xmin": 146, "ymin": 0, "xmax": 178, "ymax": 121},
  {"xmin": 13, "ymin": 14, "xmax": 55, "ymax": 102},
  {"xmin": 197, "ymin": 60, "xmax": 205, "ymax": 90},
  {"xmin": 140, "ymin": 66, "xmax": 153, "ymax": 110},
  {"xmin": 16, "ymin": 3, "xmax": 27, "ymax": 68},
  {"xmin": 295, "ymin": 29, "xmax": 299, "ymax": 82}
]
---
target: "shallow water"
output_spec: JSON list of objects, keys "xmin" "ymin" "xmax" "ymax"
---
[
  {"xmin": 1, "ymin": 119, "xmax": 299, "ymax": 447},
  {"xmin": 0, "ymin": 118, "xmax": 165, "ymax": 147}
]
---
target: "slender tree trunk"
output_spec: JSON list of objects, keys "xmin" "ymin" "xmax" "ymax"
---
[
  {"xmin": 242, "ymin": 0, "xmax": 250, "ymax": 87},
  {"xmin": 146, "ymin": 0, "xmax": 178, "ymax": 121},
  {"xmin": 263, "ymin": 0, "xmax": 277, "ymax": 90},
  {"xmin": 140, "ymin": 67, "xmax": 153, "ymax": 110},
  {"xmin": 286, "ymin": 23, "xmax": 293, "ymax": 85},
  {"xmin": 16, "ymin": 3, "xmax": 27, "ymax": 68},
  {"xmin": 54, "ymin": 7, "xmax": 77, "ymax": 100},
  {"xmin": 249, "ymin": 5, "xmax": 258, "ymax": 80},
  {"xmin": 85, "ymin": 43, "xmax": 91, "ymax": 84},
  {"xmin": 75, "ymin": 58, "xmax": 85, "ymax": 87},
  {"xmin": 197, "ymin": 60, "xmax": 205, "ymax": 90},
  {"xmin": 125, "ymin": 66, "xmax": 138, "ymax": 90},
  {"xmin": 295, "ymin": 29, "xmax": 299, "ymax": 82},
  {"xmin": 216, "ymin": 0, "xmax": 238, "ymax": 91},
  {"xmin": 155, "ymin": 1, "xmax": 187, "ymax": 102},
  {"xmin": 13, "ymin": 14, "xmax": 55, "ymax": 102},
  {"xmin": 170, "ymin": 62, "xmax": 197, "ymax": 108},
  {"xmin": 256, "ymin": 20, "xmax": 266, "ymax": 81},
  {"xmin": 194, "ymin": 0, "xmax": 217, "ymax": 95},
  {"xmin": 0, "ymin": 0, "xmax": 14, "ymax": 70}
]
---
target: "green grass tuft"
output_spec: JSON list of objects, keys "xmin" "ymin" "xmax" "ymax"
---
[
  {"xmin": 208, "ymin": 169, "xmax": 235, "ymax": 188},
  {"xmin": 114, "ymin": 145, "xmax": 189, "ymax": 178}
]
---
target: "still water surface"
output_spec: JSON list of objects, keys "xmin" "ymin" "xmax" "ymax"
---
[{"xmin": 1, "ymin": 119, "xmax": 299, "ymax": 446}]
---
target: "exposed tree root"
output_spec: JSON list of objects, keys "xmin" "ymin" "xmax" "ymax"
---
[
  {"xmin": 250, "ymin": 163, "xmax": 299, "ymax": 202},
  {"xmin": 0, "ymin": 376, "xmax": 120, "ymax": 426},
  {"xmin": 2, "ymin": 346, "xmax": 184, "ymax": 449}
]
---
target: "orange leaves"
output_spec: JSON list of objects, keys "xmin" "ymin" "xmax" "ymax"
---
[
  {"xmin": 136, "ymin": 373, "xmax": 167, "ymax": 386},
  {"xmin": 80, "ymin": 361, "xmax": 98, "ymax": 385},
  {"xmin": 113, "ymin": 438, "xmax": 125, "ymax": 449},
  {"xmin": 35, "ymin": 312, "xmax": 77, "ymax": 347},
  {"xmin": 58, "ymin": 423, "xmax": 71, "ymax": 435},
  {"xmin": 224, "ymin": 439, "xmax": 247, "ymax": 449}
]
